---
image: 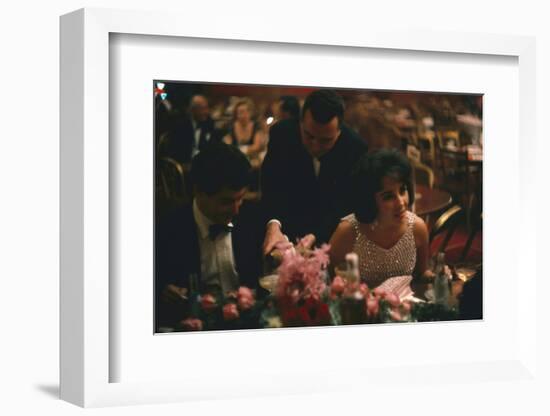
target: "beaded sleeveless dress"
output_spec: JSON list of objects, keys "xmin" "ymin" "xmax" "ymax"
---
[{"xmin": 342, "ymin": 211, "xmax": 417, "ymax": 288}]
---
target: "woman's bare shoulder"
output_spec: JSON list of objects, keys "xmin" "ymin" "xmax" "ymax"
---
[
  {"xmin": 412, "ymin": 213, "xmax": 429, "ymax": 240},
  {"xmin": 330, "ymin": 218, "xmax": 356, "ymax": 244},
  {"xmin": 329, "ymin": 219, "xmax": 356, "ymax": 263},
  {"xmin": 338, "ymin": 217, "xmax": 355, "ymax": 232}
]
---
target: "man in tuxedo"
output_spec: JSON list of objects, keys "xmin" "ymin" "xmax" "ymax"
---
[
  {"xmin": 156, "ymin": 143, "xmax": 263, "ymax": 329},
  {"xmin": 163, "ymin": 94, "xmax": 222, "ymax": 164},
  {"xmin": 261, "ymin": 89, "xmax": 368, "ymax": 254}
]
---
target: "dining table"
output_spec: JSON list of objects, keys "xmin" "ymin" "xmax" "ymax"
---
[{"xmin": 414, "ymin": 184, "xmax": 453, "ymax": 217}]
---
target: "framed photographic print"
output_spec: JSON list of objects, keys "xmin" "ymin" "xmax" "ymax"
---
[{"xmin": 60, "ymin": 7, "xmax": 539, "ymax": 408}]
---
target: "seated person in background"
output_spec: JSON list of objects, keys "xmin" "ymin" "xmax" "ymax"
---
[
  {"xmin": 329, "ymin": 149, "xmax": 431, "ymax": 289},
  {"xmin": 261, "ymin": 89, "xmax": 368, "ymax": 255},
  {"xmin": 223, "ymin": 99, "xmax": 266, "ymax": 160},
  {"xmin": 156, "ymin": 142, "xmax": 263, "ymax": 329},
  {"xmin": 163, "ymin": 94, "xmax": 223, "ymax": 164},
  {"xmin": 277, "ymin": 95, "xmax": 300, "ymax": 121}
]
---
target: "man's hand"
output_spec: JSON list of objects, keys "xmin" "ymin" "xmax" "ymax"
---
[
  {"xmin": 160, "ymin": 284, "xmax": 188, "ymax": 304},
  {"xmin": 262, "ymin": 221, "xmax": 288, "ymax": 256}
]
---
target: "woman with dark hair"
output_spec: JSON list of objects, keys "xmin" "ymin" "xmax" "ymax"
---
[{"xmin": 329, "ymin": 149, "xmax": 431, "ymax": 288}]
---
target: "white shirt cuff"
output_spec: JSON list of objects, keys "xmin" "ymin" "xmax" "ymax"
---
[{"xmin": 267, "ymin": 219, "xmax": 282, "ymax": 229}]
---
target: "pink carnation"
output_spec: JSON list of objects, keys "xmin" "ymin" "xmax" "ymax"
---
[
  {"xmin": 331, "ymin": 275, "xmax": 346, "ymax": 295},
  {"xmin": 181, "ymin": 318, "xmax": 203, "ymax": 331},
  {"xmin": 389, "ymin": 308, "xmax": 403, "ymax": 322},
  {"xmin": 237, "ymin": 286, "xmax": 255, "ymax": 310},
  {"xmin": 312, "ymin": 244, "xmax": 331, "ymax": 268},
  {"xmin": 373, "ymin": 287, "xmax": 387, "ymax": 299},
  {"xmin": 358, "ymin": 283, "xmax": 369, "ymax": 296},
  {"xmin": 222, "ymin": 303, "xmax": 239, "ymax": 321},
  {"xmin": 275, "ymin": 240, "xmax": 329, "ymax": 304},
  {"xmin": 385, "ymin": 293, "xmax": 401, "ymax": 308},
  {"xmin": 366, "ymin": 297, "xmax": 380, "ymax": 317},
  {"xmin": 200, "ymin": 294, "xmax": 217, "ymax": 312}
]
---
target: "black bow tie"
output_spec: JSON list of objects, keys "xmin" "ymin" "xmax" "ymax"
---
[
  {"xmin": 197, "ymin": 119, "xmax": 211, "ymax": 130},
  {"xmin": 208, "ymin": 223, "xmax": 233, "ymax": 240}
]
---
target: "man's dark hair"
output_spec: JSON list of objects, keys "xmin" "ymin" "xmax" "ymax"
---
[
  {"xmin": 190, "ymin": 142, "xmax": 252, "ymax": 195},
  {"xmin": 301, "ymin": 89, "xmax": 345, "ymax": 125},
  {"xmin": 280, "ymin": 95, "xmax": 300, "ymax": 120},
  {"xmin": 352, "ymin": 148, "xmax": 415, "ymax": 223}
]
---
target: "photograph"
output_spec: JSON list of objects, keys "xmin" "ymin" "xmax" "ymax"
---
[{"xmin": 154, "ymin": 82, "xmax": 483, "ymax": 332}]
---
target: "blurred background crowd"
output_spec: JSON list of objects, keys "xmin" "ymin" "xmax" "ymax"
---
[{"xmin": 156, "ymin": 83, "xmax": 482, "ymax": 163}]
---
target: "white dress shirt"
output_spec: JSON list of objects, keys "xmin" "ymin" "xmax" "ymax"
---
[
  {"xmin": 190, "ymin": 119, "xmax": 211, "ymax": 158},
  {"xmin": 312, "ymin": 157, "xmax": 321, "ymax": 177},
  {"xmin": 192, "ymin": 200, "xmax": 239, "ymax": 295}
]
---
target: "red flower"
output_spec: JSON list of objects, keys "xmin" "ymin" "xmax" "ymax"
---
[
  {"xmin": 297, "ymin": 305, "xmax": 311, "ymax": 323},
  {"xmin": 302, "ymin": 298, "xmax": 331, "ymax": 326},
  {"xmin": 281, "ymin": 307, "xmax": 300, "ymax": 326},
  {"xmin": 310, "ymin": 302, "xmax": 331, "ymax": 326},
  {"xmin": 200, "ymin": 294, "xmax": 217, "ymax": 312}
]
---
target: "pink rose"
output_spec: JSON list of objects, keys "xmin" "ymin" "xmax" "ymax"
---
[
  {"xmin": 358, "ymin": 283, "xmax": 369, "ymax": 296},
  {"xmin": 373, "ymin": 287, "xmax": 387, "ymax": 299},
  {"xmin": 331, "ymin": 275, "xmax": 346, "ymax": 295},
  {"xmin": 200, "ymin": 294, "xmax": 217, "ymax": 312},
  {"xmin": 389, "ymin": 308, "xmax": 402, "ymax": 322},
  {"xmin": 222, "ymin": 303, "xmax": 239, "ymax": 321},
  {"xmin": 385, "ymin": 293, "xmax": 401, "ymax": 308},
  {"xmin": 181, "ymin": 318, "xmax": 203, "ymax": 331},
  {"xmin": 401, "ymin": 300, "xmax": 412, "ymax": 313},
  {"xmin": 366, "ymin": 297, "xmax": 379, "ymax": 317},
  {"xmin": 237, "ymin": 286, "xmax": 255, "ymax": 310}
]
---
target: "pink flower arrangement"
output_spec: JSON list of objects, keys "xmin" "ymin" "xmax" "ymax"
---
[
  {"xmin": 271, "ymin": 241, "xmax": 416, "ymax": 326},
  {"xmin": 273, "ymin": 241, "xmax": 331, "ymax": 326},
  {"xmin": 275, "ymin": 242, "xmax": 330, "ymax": 303}
]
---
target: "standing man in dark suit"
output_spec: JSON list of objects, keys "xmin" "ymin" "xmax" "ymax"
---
[
  {"xmin": 163, "ymin": 94, "xmax": 222, "ymax": 164},
  {"xmin": 156, "ymin": 143, "xmax": 263, "ymax": 329},
  {"xmin": 261, "ymin": 89, "xmax": 368, "ymax": 255}
]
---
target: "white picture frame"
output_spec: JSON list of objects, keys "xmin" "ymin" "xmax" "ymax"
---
[{"xmin": 60, "ymin": 7, "xmax": 539, "ymax": 408}]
